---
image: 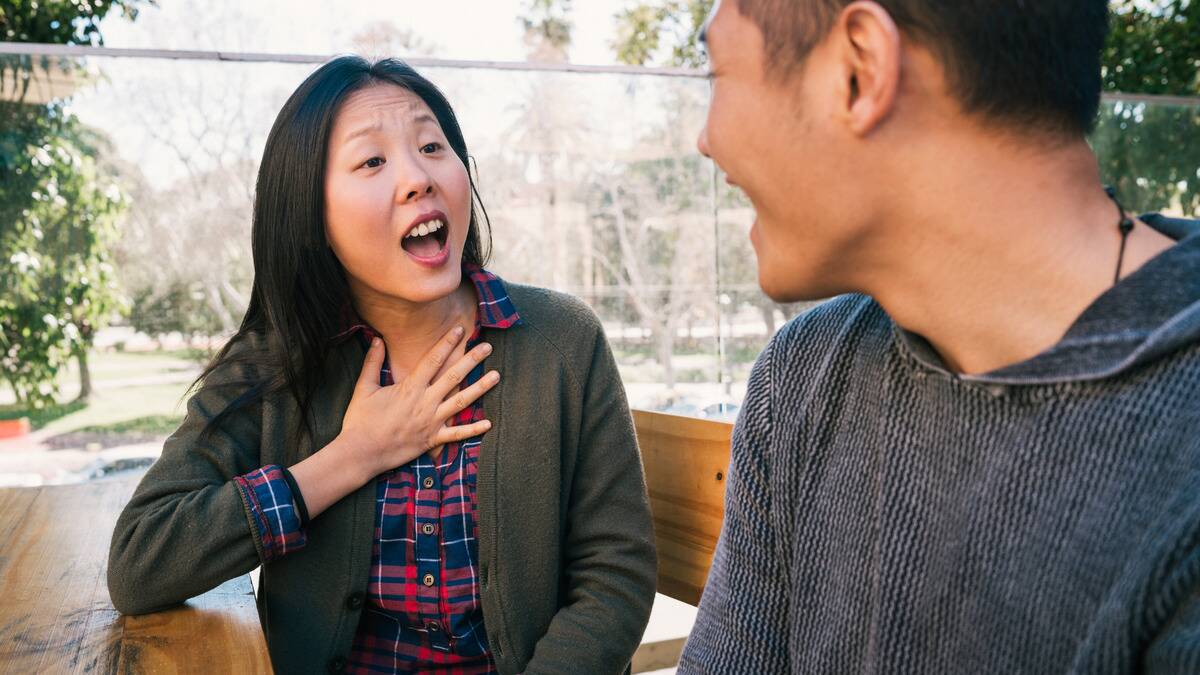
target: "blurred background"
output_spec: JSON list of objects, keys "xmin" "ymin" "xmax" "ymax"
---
[
  {"xmin": 1, "ymin": 1, "xmax": 1196, "ymax": 670},
  {"xmin": 0, "ymin": 0, "xmax": 1197, "ymax": 487}
]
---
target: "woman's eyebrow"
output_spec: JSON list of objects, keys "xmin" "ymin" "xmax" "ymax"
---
[{"xmin": 341, "ymin": 121, "xmax": 382, "ymax": 143}]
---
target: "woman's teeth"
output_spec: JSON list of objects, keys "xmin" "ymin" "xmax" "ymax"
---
[{"xmin": 406, "ymin": 219, "xmax": 445, "ymax": 238}]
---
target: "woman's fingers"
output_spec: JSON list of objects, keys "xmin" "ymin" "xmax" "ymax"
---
[
  {"xmin": 431, "ymin": 342, "xmax": 493, "ymax": 400},
  {"xmin": 355, "ymin": 337, "xmax": 386, "ymax": 394},
  {"xmin": 433, "ymin": 419, "xmax": 493, "ymax": 446},
  {"xmin": 413, "ymin": 326, "xmax": 467, "ymax": 385},
  {"xmin": 434, "ymin": 370, "xmax": 500, "ymax": 420}
]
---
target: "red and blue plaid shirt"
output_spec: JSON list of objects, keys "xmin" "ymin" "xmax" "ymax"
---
[{"xmin": 234, "ymin": 265, "xmax": 520, "ymax": 674}]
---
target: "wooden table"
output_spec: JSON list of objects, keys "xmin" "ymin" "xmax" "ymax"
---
[{"xmin": 0, "ymin": 478, "xmax": 273, "ymax": 673}]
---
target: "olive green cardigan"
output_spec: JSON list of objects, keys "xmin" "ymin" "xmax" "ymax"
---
[{"xmin": 107, "ymin": 283, "xmax": 657, "ymax": 675}]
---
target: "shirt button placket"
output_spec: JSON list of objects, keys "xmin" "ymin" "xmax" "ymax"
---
[{"xmin": 416, "ymin": 459, "xmax": 449, "ymax": 651}]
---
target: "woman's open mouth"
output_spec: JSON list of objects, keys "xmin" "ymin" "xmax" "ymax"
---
[{"xmin": 401, "ymin": 213, "xmax": 451, "ymax": 268}]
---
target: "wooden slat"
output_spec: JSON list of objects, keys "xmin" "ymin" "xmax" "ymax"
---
[
  {"xmin": 0, "ymin": 478, "xmax": 272, "ymax": 673},
  {"xmin": 633, "ymin": 409, "xmax": 733, "ymax": 606},
  {"xmin": 632, "ymin": 637, "xmax": 688, "ymax": 673}
]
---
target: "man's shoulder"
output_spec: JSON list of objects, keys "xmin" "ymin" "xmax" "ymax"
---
[
  {"xmin": 736, "ymin": 293, "xmax": 894, "ymax": 426},
  {"xmin": 769, "ymin": 293, "xmax": 895, "ymax": 374}
]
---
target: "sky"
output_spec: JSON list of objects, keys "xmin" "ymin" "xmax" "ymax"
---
[{"xmin": 97, "ymin": 0, "xmax": 651, "ymax": 66}]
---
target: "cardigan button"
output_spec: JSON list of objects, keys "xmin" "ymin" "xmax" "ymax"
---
[
  {"xmin": 346, "ymin": 593, "xmax": 363, "ymax": 610},
  {"xmin": 327, "ymin": 656, "xmax": 347, "ymax": 673}
]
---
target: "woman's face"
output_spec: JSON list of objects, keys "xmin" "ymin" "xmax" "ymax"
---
[{"xmin": 324, "ymin": 83, "xmax": 471, "ymax": 306}]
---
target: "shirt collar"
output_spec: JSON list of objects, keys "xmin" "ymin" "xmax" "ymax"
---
[{"xmin": 335, "ymin": 264, "xmax": 522, "ymax": 341}]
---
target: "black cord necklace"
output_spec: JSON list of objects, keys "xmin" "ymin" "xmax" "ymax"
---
[{"xmin": 1104, "ymin": 185, "xmax": 1135, "ymax": 285}]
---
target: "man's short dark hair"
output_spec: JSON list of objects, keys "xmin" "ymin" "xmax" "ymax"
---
[{"xmin": 734, "ymin": 0, "xmax": 1110, "ymax": 137}]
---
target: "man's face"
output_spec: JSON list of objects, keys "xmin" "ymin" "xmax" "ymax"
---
[{"xmin": 698, "ymin": 0, "xmax": 871, "ymax": 302}]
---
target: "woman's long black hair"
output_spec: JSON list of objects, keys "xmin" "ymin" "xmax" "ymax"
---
[{"xmin": 196, "ymin": 56, "xmax": 492, "ymax": 439}]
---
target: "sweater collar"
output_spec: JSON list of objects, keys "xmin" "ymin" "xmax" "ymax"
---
[{"xmin": 896, "ymin": 213, "xmax": 1200, "ymax": 385}]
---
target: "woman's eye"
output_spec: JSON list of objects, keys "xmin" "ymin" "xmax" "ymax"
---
[
  {"xmin": 362, "ymin": 157, "xmax": 385, "ymax": 169},
  {"xmin": 420, "ymin": 142, "xmax": 442, "ymax": 154}
]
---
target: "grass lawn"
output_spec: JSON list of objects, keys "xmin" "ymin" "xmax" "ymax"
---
[{"xmin": 0, "ymin": 350, "xmax": 198, "ymax": 439}]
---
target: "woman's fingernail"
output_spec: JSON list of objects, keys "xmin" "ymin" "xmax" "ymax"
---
[
  {"xmin": 455, "ymin": 326, "xmax": 465, "ymax": 336},
  {"xmin": 482, "ymin": 420, "xmax": 492, "ymax": 428},
  {"xmin": 482, "ymin": 343, "xmax": 493, "ymax": 354}
]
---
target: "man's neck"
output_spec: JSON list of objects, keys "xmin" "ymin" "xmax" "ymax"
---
[{"xmin": 860, "ymin": 135, "xmax": 1175, "ymax": 375}]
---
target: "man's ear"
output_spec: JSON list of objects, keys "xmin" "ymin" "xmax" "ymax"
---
[{"xmin": 833, "ymin": 1, "xmax": 902, "ymax": 136}]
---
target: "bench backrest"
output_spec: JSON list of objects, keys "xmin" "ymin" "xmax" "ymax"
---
[{"xmin": 632, "ymin": 409, "xmax": 733, "ymax": 606}]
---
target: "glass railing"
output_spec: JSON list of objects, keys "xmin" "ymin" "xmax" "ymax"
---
[{"xmin": 1, "ymin": 48, "xmax": 1197, "ymax": 484}]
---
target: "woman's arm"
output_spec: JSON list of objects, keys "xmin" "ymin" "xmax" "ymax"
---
[
  {"xmin": 107, "ymin": 341, "xmax": 274, "ymax": 616},
  {"xmin": 107, "ymin": 330, "xmax": 498, "ymax": 615},
  {"xmin": 523, "ymin": 329, "xmax": 658, "ymax": 675}
]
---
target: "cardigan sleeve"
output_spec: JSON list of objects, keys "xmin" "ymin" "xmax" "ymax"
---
[
  {"xmin": 521, "ymin": 326, "xmax": 658, "ymax": 675},
  {"xmin": 107, "ymin": 335, "xmax": 284, "ymax": 615}
]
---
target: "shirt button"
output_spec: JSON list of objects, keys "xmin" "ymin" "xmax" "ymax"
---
[
  {"xmin": 422, "ymin": 476, "xmax": 435, "ymax": 489},
  {"xmin": 345, "ymin": 593, "xmax": 363, "ymax": 610},
  {"xmin": 428, "ymin": 621, "xmax": 441, "ymax": 632},
  {"xmin": 422, "ymin": 523, "xmax": 436, "ymax": 536},
  {"xmin": 423, "ymin": 573, "xmax": 436, "ymax": 587}
]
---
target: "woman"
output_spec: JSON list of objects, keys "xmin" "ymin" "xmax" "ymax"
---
[{"xmin": 107, "ymin": 56, "xmax": 656, "ymax": 675}]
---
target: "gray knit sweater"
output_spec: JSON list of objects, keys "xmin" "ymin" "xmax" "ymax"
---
[{"xmin": 681, "ymin": 214, "xmax": 1200, "ymax": 674}]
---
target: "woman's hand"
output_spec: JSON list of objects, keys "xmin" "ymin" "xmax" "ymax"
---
[
  {"xmin": 289, "ymin": 326, "xmax": 499, "ymax": 519},
  {"xmin": 340, "ymin": 326, "xmax": 499, "ymax": 477}
]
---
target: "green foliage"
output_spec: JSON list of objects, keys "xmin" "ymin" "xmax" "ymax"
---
[
  {"xmin": 0, "ymin": 0, "xmax": 150, "ymax": 45},
  {"xmin": 1092, "ymin": 100, "xmax": 1200, "ymax": 216},
  {"xmin": 0, "ymin": 101, "xmax": 127, "ymax": 406},
  {"xmin": 613, "ymin": 0, "xmax": 711, "ymax": 68},
  {"xmin": 127, "ymin": 280, "xmax": 224, "ymax": 343},
  {"xmin": 1104, "ymin": 0, "xmax": 1200, "ymax": 96},
  {"xmin": 520, "ymin": 0, "xmax": 573, "ymax": 59},
  {"xmin": 0, "ymin": 398, "xmax": 85, "ymax": 429},
  {"xmin": 0, "ymin": 1, "xmax": 147, "ymax": 405}
]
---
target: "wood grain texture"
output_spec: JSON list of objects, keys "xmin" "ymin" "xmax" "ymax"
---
[
  {"xmin": 632, "ymin": 409, "xmax": 733, "ymax": 607},
  {"xmin": 0, "ymin": 479, "xmax": 271, "ymax": 674}
]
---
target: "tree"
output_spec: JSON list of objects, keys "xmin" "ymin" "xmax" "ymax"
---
[
  {"xmin": 520, "ymin": 0, "xmax": 573, "ymax": 62},
  {"xmin": 0, "ymin": 0, "xmax": 149, "ymax": 405},
  {"xmin": 350, "ymin": 20, "xmax": 440, "ymax": 59},
  {"xmin": 613, "ymin": 0, "xmax": 710, "ymax": 68},
  {"xmin": 0, "ymin": 102, "xmax": 126, "ymax": 405},
  {"xmin": 1104, "ymin": 0, "xmax": 1200, "ymax": 96}
]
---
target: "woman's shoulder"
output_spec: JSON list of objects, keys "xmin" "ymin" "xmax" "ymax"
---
[
  {"xmin": 199, "ymin": 329, "xmax": 273, "ymax": 391},
  {"xmin": 506, "ymin": 282, "xmax": 603, "ymax": 335},
  {"xmin": 503, "ymin": 283, "xmax": 607, "ymax": 380}
]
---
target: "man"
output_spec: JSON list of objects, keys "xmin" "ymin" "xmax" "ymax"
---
[{"xmin": 681, "ymin": 0, "xmax": 1200, "ymax": 673}]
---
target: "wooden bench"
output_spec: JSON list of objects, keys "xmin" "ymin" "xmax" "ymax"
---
[
  {"xmin": 0, "ymin": 478, "xmax": 272, "ymax": 673},
  {"xmin": 0, "ymin": 409, "xmax": 732, "ymax": 674},
  {"xmin": 630, "ymin": 409, "xmax": 733, "ymax": 672}
]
